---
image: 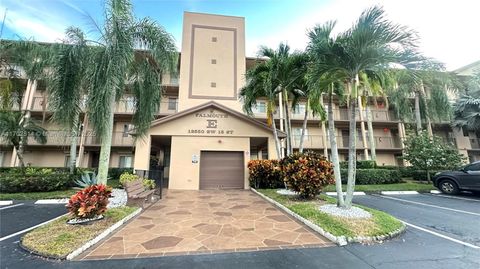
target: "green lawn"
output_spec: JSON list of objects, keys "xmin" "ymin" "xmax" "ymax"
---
[
  {"xmin": 21, "ymin": 206, "xmax": 137, "ymax": 259},
  {"xmin": 257, "ymin": 189, "xmax": 404, "ymax": 238},
  {"xmin": 0, "ymin": 189, "xmax": 78, "ymax": 200},
  {"xmin": 0, "ymin": 179, "xmax": 122, "ymax": 201},
  {"xmin": 323, "ymin": 181, "xmax": 435, "ymax": 193}
]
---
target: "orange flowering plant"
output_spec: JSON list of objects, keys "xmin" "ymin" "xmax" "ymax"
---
[
  {"xmin": 281, "ymin": 151, "xmax": 334, "ymax": 199},
  {"xmin": 67, "ymin": 184, "xmax": 112, "ymax": 219}
]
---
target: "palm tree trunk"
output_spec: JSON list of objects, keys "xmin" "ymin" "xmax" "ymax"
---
[
  {"xmin": 414, "ymin": 91, "xmax": 422, "ymax": 133},
  {"xmin": 357, "ymin": 96, "xmax": 369, "ymax": 160},
  {"xmin": 278, "ymin": 92, "xmax": 285, "ymax": 158},
  {"xmin": 97, "ymin": 93, "xmax": 116, "ymax": 184},
  {"xmin": 366, "ymin": 106, "xmax": 376, "ymax": 161},
  {"xmin": 345, "ymin": 81, "xmax": 358, "ymax": 208},
  {"xmin": 328, "ymin": 88, "xmax": 345, "ymax": 207},
  {"xmin": 283, "ymin": 89, "xmax": 292, "ymax": 155},
  {"xmin": 69, "ymin": 116, "xmax": 79, "ymax": 174},
  {"xmin": 299, "ymin": 101, "xmax": 309, "ymax": 153},
  {"xmin": 76, "ymin": 114, "xmax": 88, "ymax": 167},
  {"xmin": 14, "ymin": 145, "xmax": 25, "ymax": 168},
  {"xmin": 270, "ymin": 110, "xmax": 282, "ymax": 159}
]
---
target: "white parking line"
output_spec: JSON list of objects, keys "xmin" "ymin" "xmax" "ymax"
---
[
  {"xmin": 326, "ymin": 192, "xmax": 366, "ymax": 196},
  {"xmin": 0, "ymin": 203, "xmax": 24, "ymax": 211},
  {"xmin": 35, "ymin": 199, "xmax": 69, "ymax": 204},
  {"xmin": 374, "ymin": 195, "xmax": 480, "ymax": 217},
  {"xmin": 381, "ymin": 191, "xmax": 419, "ymax": 195},
  {"xmin": 0, "ymin": 213, "xmax": 67, "ymax": 242},
  {"xmin": 402, "ymin": 220, "xmax": 480, "ymax": 249},
  {"xmin": 428, "ymin": 193, "xmax": 480, "ymax": 203}
]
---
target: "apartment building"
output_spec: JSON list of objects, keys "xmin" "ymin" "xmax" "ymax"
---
[{"xmin": 1, "ymin": 12, "xmax": 479, "ymax": 190}]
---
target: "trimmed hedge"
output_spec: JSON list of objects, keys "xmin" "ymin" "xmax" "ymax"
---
[
  {"xmin": 0, "ymin": 169, "xmax": 73, "ymax": 193},
  {"xmin": 108, "ymin": 168, "xmax": 133, "ymax": 181},
  {"xmin": 247, "ymin": 160, "xmax": 283, "ymax": 189},
  {"xmin": 411, "ymin": 170, "xmax": 443, "ymax": 181},
  {"xmin": 340, "ymin": 160, "xmax": 377, "ymax": 169},
  {"xmin": 340, "ymin": 169, "xmax": 402, "ymax": 185}
]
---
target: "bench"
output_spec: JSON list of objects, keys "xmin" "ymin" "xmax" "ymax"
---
[{"xmin": 125, "ymin": 179, "xmax": 155, "ymax": 208}]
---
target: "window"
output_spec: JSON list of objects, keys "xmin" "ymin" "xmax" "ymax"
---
[
  {"xmin": 465, "ymin": 163, "xmax": 480, "ymax": 172},
  {"xmin": 168, "ymin": 98, "xmax": 177, "ymax": 111},
  {"xmin": 254, "ymin": 101, "xmax": 266, "ymax": 113},
  {"xmin": 122, "ymin": 124, "xmax": 133, "ymax": 137},
  {"xmin": 261, "ymin": 149, "xmax": 268, "ymax": 160},
  {"xmin": 211, "ymin": 37, "xmax": 217, "ymax": 42},
  {"xmin": 294, "ymin": 104, "xmax": 306, "ymax": 115},
  {"xmin": 211, "ymin": 82, "xmax": 216, "ymax": 88},
  {"xmin": 119, "ymin": 156, "xmax": 133, "ymax": 168},
  {"xmin": 211, "ymin": 59, "xmax": 217, "ymax": 64},
  {"xmin": 125, "ymin": 96, "xmax": 134, "ymax": 111}
]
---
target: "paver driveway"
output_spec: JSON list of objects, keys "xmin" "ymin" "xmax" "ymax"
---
[{"xmin": 80, "ymin": 190, "xmax": 333, "ymax": 260}]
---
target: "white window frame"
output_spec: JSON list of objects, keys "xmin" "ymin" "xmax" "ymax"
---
[{"xmin": 119, "ymin": 155, "xmax": 133, "ymax": 168}]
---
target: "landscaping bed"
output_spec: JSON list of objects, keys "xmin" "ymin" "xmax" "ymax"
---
[
  {"xmin": 20, "ymin": 206, "xmax": 138, "ymax": 260},
  {"xmin": 256, "ymin": 189, "xmax": 405, "ymax": 244},
  {"xmin": 323, "ymin": 181, "xmax": 435, "ymax": 193}
]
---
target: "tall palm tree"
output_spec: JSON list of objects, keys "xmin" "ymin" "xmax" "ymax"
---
[
  {"xmin": 453, "ymin": 72, "xmax": 480, "ymax": 136},
  {"xmin": 59, "ymin": 0, "xmax": 177, "ymax": 183},
  {"xmin": 389, "ymin": 69, "xmax": 459, "ymax": 136},
  {"xmin": 307, "ymin": 21, "xmax": 346, "ymax": 206},
  {"xmin": 240, "ymin": 60, "xmax": 282, "ymax": 158},
  {"xmin": 0, "ymin": 111, "xmax": 47, "ymax": 167},
  {"xmin": 47, "ymin": 27, "xmax": 90, "ymax": 174},
  {"xmin": 308, "ymin": 6, "xmax": 423, "ymax": 208},
  {"xmin": 258, "ymin": 44, "xmax": 307, "ymax": 155}
]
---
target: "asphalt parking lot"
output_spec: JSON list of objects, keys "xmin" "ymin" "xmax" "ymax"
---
[{"xmin": 0, "ymin": 193, "xmax": 479, "ymax": 269}]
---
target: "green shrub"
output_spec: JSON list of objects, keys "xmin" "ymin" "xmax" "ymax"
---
[
  {"xmin": 399, "ymin": 166, "xmax": 415, "ymax": 178},
  {"xmin": 108, "ymin": 168, "xmax": 133, "ymax": 181},
  {"xmin": 339, "ymin": 160, "xmax": 377, "ymax": 169},
  {"xmin": 281, "ymin": 151, "xmax": 334, "ymax": 199},
  {"xmin": 340, "ymin": 169, "xmax": 402, "ymax": 185},
  {"xmin": 0, "ymin": 170, "xmax": 73, "ymax": 193},
  {"xmin": 247, "ymin": 160, "xmax": 283, "ymax": 189},
  {"xmin": 119, "ymin": 172, "xmax": 156, "ymax": 189}
]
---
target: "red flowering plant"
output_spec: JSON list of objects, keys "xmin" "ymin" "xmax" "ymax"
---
[
  {"xmin": 67, "ymin": 184, "xmax": 112, "ymax": 220},
  {"xmin": 281, "ymin": 151, "xmax": 335, "ymax": 199}
]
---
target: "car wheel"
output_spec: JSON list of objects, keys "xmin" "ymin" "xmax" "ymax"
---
[{"xmin": 439, "ymin": 179, "xmax": 459, "ymax": 195}]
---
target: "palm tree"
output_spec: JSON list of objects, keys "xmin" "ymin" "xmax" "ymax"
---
[
  {"xmin": 47, "ymin": 27, "xmax": 90, "ymax": 174},
  {"xmin": 258, "ymin": 44, "xmax": 307, "ymax": 155},
  {"xmin": 59, "ymin": 0, "xmax": 177, "ymax": 184},
  {"xmin": 240, "ymin": 60, "xmax": 282, "ymax": 158},
  {"xmin": 0, "ymin": 111, "xmax": 47, "ymax": 167},
  {"xmin": 453, "ymin": 72, "xmax": 480, "ymax": 135},
  {"xmin": 389, "ymin": 69, "xmax": 459, "ymax": 136},
  {"xmin": 308, "ymin": 6, "xmax": 423, "ymax": 208}
]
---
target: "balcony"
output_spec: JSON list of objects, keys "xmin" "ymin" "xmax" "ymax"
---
[
  {"xmin": 291, "ymin": 135, "xmax": 403, "ymax": 149},
  {"xmin": 470, "ymin": 138, "xmax": 480, "ymax": 149},
  {"xmin": 253, "ymin": 108, "xmax": 399, "ymax": 122},
  {"xmin": 10, "ymin": 131, "xmax": 135, "ymax": 147},
  {"xmin": 30, "ymin": 97, "xmax": 178, "ymax": 115}
]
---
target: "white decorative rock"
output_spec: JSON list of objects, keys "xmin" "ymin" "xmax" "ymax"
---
[
  {"xmin": 276, "ymin": 189, "xmax": 298, "ymax": 196},
  {"xmin": 318, "ymin": 204, "xmax": 372, "ymax": 219},
  {"xmin": 108, "ymin": 189, "xmax": 127, "ymax": 208}
]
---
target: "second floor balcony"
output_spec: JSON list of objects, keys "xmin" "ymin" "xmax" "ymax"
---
[
  {"xmin": 30, "ymin": 97, "xmax": 178, "ymax": 115},
  {"xmin": 291, "ymin": 135, "xmax": 404, "ymax": 150}
]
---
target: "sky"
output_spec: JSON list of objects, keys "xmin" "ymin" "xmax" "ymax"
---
[{"xmin": 1, "ymin": 0, "xmax": 479, "ymax": 71}]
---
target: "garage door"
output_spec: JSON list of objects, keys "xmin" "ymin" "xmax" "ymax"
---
[{"xmin": 200, "ymin": 151, "xmax": 244, "ymax": 190}]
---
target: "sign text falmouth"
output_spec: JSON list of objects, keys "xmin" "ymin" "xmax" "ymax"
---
[{"xmin": 188, "ymin": 112, "xmax": 234, "ymax": 135}]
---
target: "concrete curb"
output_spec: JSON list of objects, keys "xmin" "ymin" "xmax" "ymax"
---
[
  {"xmin": 430, "ymin": 190, "xmax": 441, "ymax": 194},
  {"xmin": 381, "ymin": 191, "xmax": 419, "ymax": 195},
  {"xmin": 35, "ymin": 199, "xmax": 69, "ymax": 204},
  {"xmin": 0, "ymin": 200, "xmax": 13, "ymax": 206},
  {"xmin": 251, "ymin": 188, "xmax": 407, "ymax": 246},
  {"xmin": 66, "ymin": 207, "xmax": 142, "ymax": 260}
]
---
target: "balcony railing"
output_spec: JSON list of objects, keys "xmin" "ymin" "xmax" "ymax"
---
[
  {"xmin": 291, "ymin": 135, "xmax": 403, "ymax": 149},
  {"xmin": 8, "ymin": 131, "xmax": 136, "ymax": 147},
  {"xmin": 30, "ymin": 97, "xmax": 178, "ymax": 115},
  {"xmin": 253, "ymin": 108, "xmax": 399, "ymax": 122}
]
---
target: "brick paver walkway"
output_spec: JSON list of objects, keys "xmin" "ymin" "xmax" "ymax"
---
[{"xmin": 80, "ymin": 190, "xmax": 333, "ymax": 260}]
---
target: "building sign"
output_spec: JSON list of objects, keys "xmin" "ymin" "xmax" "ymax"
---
[{"xmin": 187, "ymin": 111, "xmax": 234, "ymax": 135}]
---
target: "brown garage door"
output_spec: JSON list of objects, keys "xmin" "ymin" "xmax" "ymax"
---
[{"xmin": 199, "ymin": 151, "xmax": 244, "ymax": 190}]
